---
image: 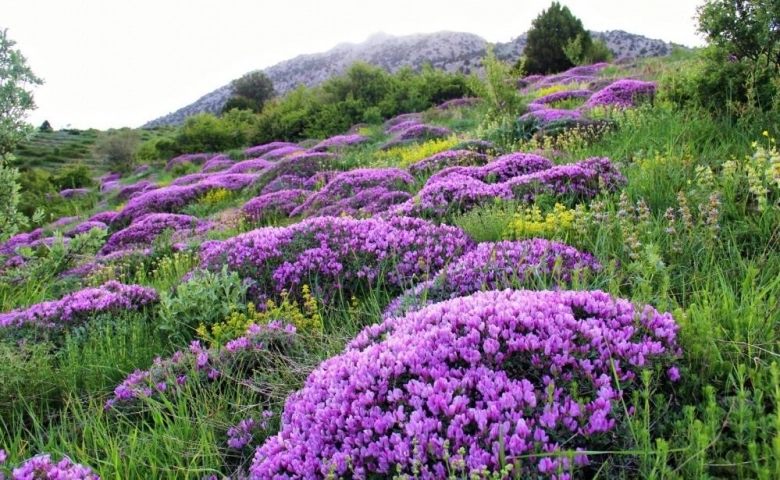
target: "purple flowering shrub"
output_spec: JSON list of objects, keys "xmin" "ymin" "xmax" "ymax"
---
[
  {"xmin": 261, "ymin": 146, "xmax": 304, "ymax": 160},
  {"xmin": 244, "ymin": 142, "xmax": 297, "ymax": 157},
  {"xmin": 253, "ymin": 153, "xmax": 342, "ymax": 194},
  {"xmin": 407, "ymin": 150, "xmax": 490, "ymax": 176},
  {"xmin": 382, "ymin": 113, "xmax": 422, "ymax": 129},
  {"xmin": 225, "ymin": 158, "xmax": 275, "ymax": 174},
  {"xmin": 436, "ymin": 97, "xmax": 483, "ymax": 110},
  {"xmin": 0, "ymin": 280, "xmax": 158, "ymax": 331},
  {"xmin": 199, "ymin": 216, "xmax": 474, "ymax": 303},
  {"xmin": 384, "ymin": 239, "xmax": 601, "ymax": 317},
  {"xmin": 170, "ymin": 173, "xmax": 211, "ymax": 186},
  {"xmin": 88, "ymin": 211, "xmax": 118, "ymax": 224},
  {"xmin": 60, "ymin": 188, "xmax": 91, "ymax": 198},
  {"xmin": 101, "ymin": 172, "xmax": 122, "ymax": 183},
  {"xmin": 309, "ymin": 134, "xmax": 368, "ymax": 152},
  {"xmin": 396, "ymin": 124, "xmax": 452, "ymax": 142},
  {"xmin": 0, "ymin": 453, "xmax": 99, "ymax": 479},
  {"xmin": 251, "ymin": 289, "xmax": 682, "ymax": 479},
  {"xmin": 105, "ymin": 321, "xmax": 297, "ymax": 411},
  {"xmin": 165, "ymin": 153, "xmax": 214, "ymax": 171},
  {"xmin": 532, "ymin": 89, "xmax": 592, "ymax": 107},
  {"xmin": 242, "ymin": 190, "xmax": 311, "ymax": 224},
  {"xmin": 259, "ymin": 175, "xmax": 309, "ymax": 195},
  {"xmin": 316, "ymin": 187, "xmax": 412, "ymax": 218},
  {"xmin": 582, "ymin": 79, "xmax": 656, "ymax": 110},
  {"xmin": 201, "ymin": 157, "xmax": 236, "ymax": 173},
  {"xmin": 100, "ymin": 213, "xmax": 211, "ymax": 255},
  {"xmin": 289, "ymin": 168, "xmax": 414, "ymax": 217},
  {"xmin": 397, "ymin": 156, "xmax": 625, "ymax": 219},
  {"xmin": 65, "ymin": 221, "xmax": 108, "ymax": 238},
  {"xmin": 385, "ymin": 120, "xmax": 422, "ymax": 135},
  {"xmin": 520, "ymin": 108, "xmax": 582, "ymax": 124},
  {"xmin": 116, "ymin": 181, "xmax": 156, "ymax": 201}
]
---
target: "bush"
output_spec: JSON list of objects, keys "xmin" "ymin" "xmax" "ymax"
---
[
  {"xmin": 522, "ymin": 1, "xmax": 593, "ymax": 75},
  {"xmin": 96, "ymin": 128, "xmax": 141, "ymax": 173},
  {"xmin": 51, "ymin": 163, "xmax": 95, "ymax": 190}
]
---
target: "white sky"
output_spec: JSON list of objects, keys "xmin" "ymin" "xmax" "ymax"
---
[{"xmin": 4, "ymin": 0, "xmax": 706, "ymax": 130}]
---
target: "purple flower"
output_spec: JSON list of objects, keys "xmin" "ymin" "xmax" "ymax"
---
[
  {"xmin": 116, "ymin": 181, "xmax": 156, "ymax": 201},
  {"xmin": 520, "ymin": 108, "xmax": 582, "ymax": 124},
  {"xmin": 582, "ymin": 79, "xmax": 656, "ymax": 110},
  {"xmin": 407, "ymin": 150, "xmax": 489, "ymax": 176},
  {"xmin": 65, "ymin": 220, "xmax": 107, "ymax": 238},
  {"xmin": 225, "ymin": 158, "xmax": 275, "ymax": 174},
  {"xmin": 244, "ymin": 142, "xmax": 298, "ymax": 157},
  {"xmin": 383, "ymin": 113, "xmax": 422, "ymax": 129},
  {"xmin": 251, "ymin": 289, "xmax": 681, "ymax": 478},
  {"xmin": 8, "ymin": 454, "xmax": 99, "ymax": 479},
  {"xmin": 436, "ymin": 97, "xmax": 483, "ymax": 110},
  {"xmin": 60, "ymin": 188, "xmax": 91, "ymax": 198},
  {"xmin": 242, "ymin": 190, "xmax": 311, "ymax": 223},
  {"xmin": 101, "ymin": 172, "xmax": 122, "ymax": 183},
  {"xmin": 165, "ymin": 153, "xmax": 215, "ymax": 171},
  {"xmin": 309, "ymin": 134, "xmax": 368, "ymax": 152},
  {"xmin": 100, "ymin": 213, "xmax": 211, "ymax": 255},
  {"xmin": 262, "ymin": 146, "xmax": 305, "ymax": 160},
  {"xmin": 88, "ymin": 211, "xmax": 119, "ymax": 224}
]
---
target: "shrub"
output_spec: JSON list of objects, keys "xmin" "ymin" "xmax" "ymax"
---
[
  {"xmin": 251, "ymin": 289, "xmax": 681, "ymax": 478},
  {"xmin": 522, "ymin": 1, "xmax": 593, "ymax": 75}
]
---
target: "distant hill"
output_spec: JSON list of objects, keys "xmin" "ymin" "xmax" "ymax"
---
[{"xmin": 143, "ymin": 30, "xmax": 680, "ymax": 128}]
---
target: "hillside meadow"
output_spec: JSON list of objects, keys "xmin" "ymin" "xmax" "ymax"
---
[{"xmin": 2, "ymin": 51, "xmax": 780, "ymax": 479}]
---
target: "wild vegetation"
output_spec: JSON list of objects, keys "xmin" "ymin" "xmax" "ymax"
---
[{"xmin": 2, "ymin": 1, "xmax": 780, "ymax": 478}]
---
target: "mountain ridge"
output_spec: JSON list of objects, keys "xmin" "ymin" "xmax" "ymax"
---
[{"xmin": 142, "ymin": 29, "xmax": 680, "ymax": 128}]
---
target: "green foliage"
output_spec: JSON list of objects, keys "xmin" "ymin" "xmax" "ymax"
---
[
  {"xmin": 522, "ymin": 1, "xmax": 593, "ymax": 74},
  {"xmin": 175, "ymin": 113, "xmax": 246, "ymax": 154},
  {"xmin": 565, "ymin": 35, "xmax": 613, "ymax": 65},
  {"xmin": 469, "ymin": 46, "xmax": 525, "ymax": 121},
  {"xmin": 227, "ymin": 71, "xmax": 275, "ymax": 113},
  {"xmin": 158, "ymin": 266, "xmax": 251, "ymax": 343},
  {"xmin": 39, "ymin": 120, "xmax": 52, "ymax": 132},
  {"xmin": 96, "ymin": 128, "xmax": 141, "ymax": 173},
  {"xmin": 51, "ymin": 162, "xmax": 95, "ymax": 190}
]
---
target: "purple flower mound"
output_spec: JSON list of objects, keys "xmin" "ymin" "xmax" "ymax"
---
[
  {"xmin": 60, "ymin": 188, "xmax": 91, "ymax": 198},
  {"xmin": 436, "ymin": 97, "xmax": 483, "ymax": 110},
  {"xmin": 256, "ymin": 153, "xmax": 342, "ymax": 191},
  {"xmin": 302, "ymin": 170, "xmax": 340, "ymax": 190},
  {"xmin": 260, "ymin": 175, "xmax": 309, "ymax": 195},
  {"xmin": 4, "ymin": 454, "xmax": 99, "ymax": 479},
  {"xmin": 170, "ymin": 173, "xmax": 211, "ymax": 186},
  {"xmin": 101, "ymin": 172, "xmax": 122, "ymax": 183},
  {"xmin": 582, "ymin": 79, "xmax": 656, "ymax": 110},
  {"xmin": 309, "ymin": 134, "xmax": 368, "ymax": 152},
  {"xmin": 105, "ymin": 322, "xmax": 297, "ymax": 410},
  {"xmin": 244, "ymin": 142, "xmax": 297, "ymax": 157},
  {"xmin": 132, "ymin": 163, "xmax": 150, "ymax": 175},
  {"xmin": 408, "ymin": 150, "xmax": 490, "ymax": 176},
  {"xmin": 0, "ymin": 281, "xmax": 158, "ymax": 329},
  {"xmin": 427, "ymin": 153, "xmax": 553, "ymax": 186},
  {"xmin": 262, "ymin": 146, "xmax": 305, "ymax": 160},
  {"xmin": 505, "ymin": 157, "xmax": 626, "ymax": 203},
  {"xmin": 536, "ymin": 74, "xmax": 597, "ymax": 88},
  {"xmin": 520, "ymin": 108, "xmax": 582, "ymax": 124},
  {"xmin": 50, "ymin": 215, "xmax": 82, "ymax": 229},
  {"xmin": 532, "ymin": 89, "xmax": 592, "ymax": 107},
  {"xmin": 395, "ymin": 124, "xmax": 452, "ymax": 142},
  {"xmin": 385, "ymin": 239, "xmax": 601, "ymax": 317},
  {"xmin": 316, "ymin": 187, "xmax": 412, "ymax": 218},
  {"xmin": 116, "ymin": 181, "xmax": 156, "ymax": 201},
  {"xmin": 242, "ymin": 190, "xmax": 312, "ymax": 223},
  {"xmin": 382, "ymin": 113, "xmax": 422, "ymax": 129},
  {"xmin": 522, "ymin": 74, "xmax": 546, "ymax": 84},
  {"xmin": 290, "ymin": 168, "xmax": 414, "ymax": 218},
  {"xmin": 251, "ymin": 289, "xmax": 682, "ymax": 479},
  {"xmin": 88, "ymin": 211, "xmax": 118, "ymax": 224},
  {"xmin": 385, "ymin": 120, "xmax": 422, "ymax": 135},
  {"xmin": 65, "ymin": 220, "xmax": 108, "ymax": 238},
  {"xmin": 199, "ymin": 216, "xmax": 474, "ymax": 303},
  {"xmin": 225, "ymin": 158, "xmax": 275, "ymax": 174},
  {"xmin": 562, "ymin": 63, "xmax": 610, "ymax": 76},
  {"xmin": 395, "ymin": 174, "xmax": 512, "ymax": 219},
  {"xmin": 165, "ymin": 153, "xmax": 214, "ymax": 171},
  {"xmin": 100, "ymin": 213, "xmax": 211, "ymax": 255},
  {"xmin": 200, "ymin": 155, "xmax": 235, "ymax": 173}
]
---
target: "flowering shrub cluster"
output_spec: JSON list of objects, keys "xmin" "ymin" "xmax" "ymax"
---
[
  {"xmin": 436, "ymin": 97, "xmax": 483, "ymax": 110},
  {"xmin": 396, "ymin": 156, "xmax": 624, "ymax": 219},
  {"xmin": 244, "ymin": 142, "xmax": 297, "ymax": 157},
  {"xmin": 241, "ymin": 190, "xmax": 311, "ymax": 224},
  {"xmin": 199, "ymin": 215, "xmax": 474, "ymax": 303},
  {"xmin": 0, "ymin": 452, "xmax": 99, "ymax": 479},
  {"xmin": 396, "ymin": 123, "xmax": 452, "ymax": 141},
  {"xmin": 582, "ymin": 79, "xmax": 656, "ymax": 110},
  {"xmin": 88, "ymin": 211, "xmax": 118, "ymax": 224},
  {"xmin": 407, "ymin": 150, "xmax": 489, "ymax": 176},
  {"xmin": 382, "ymin": 113, "xmax": 422, "ymax": 129},
  {"xmin": 165, "ymin": 153, "xmax": 214, "ymax": 171},
  {"xmin": 65, "ymin": 220, "xmax": 108, "ymax": 238},
  {"xmin": 102, "ymin": 173, "xmax": 122, "ymax": 183},
  {"xmin": 225, "ymin": 158, "xmax": 274, "ymax": 174},
  {"xmin": 105, "ymin": 321, "xmax": 297, "ymax": 410},
  {"xmin": 0, "ymin": 280, "xmax": 158, "ymax": 330},
  {"xmin": 1, "ymin": 228, "xmax": 42, "ymax": 255},
  {"xmin": 100, "ymin": 213, "xmax": 211, "ymax": 255},
  {"xmin": 520, "ymin": 108, "xmax": 582, "ymax": 124},
  {"xmin": 255, "ymin": 153, "xmax": 342, "ymax": 192},
  {"xmin": 309, "ymin": 134, "xmax": 368, "ymax": 152},
  {"xmin": 261, "ymin": 146, "xmax": 304, "ymax": 160},
  {"xmin": 531, "ymin": 89, "xmax": 592, "ymax": 107},
  {"xmin": 385, "ymin": 239, "xmax": 600, "ymax": 317},
  {"xmin": 251, "ymin": 289, "xmax": 681, "ymax": 478},
  {"xmin": 317, "ymin": 187, "xmax": 412, "ymax": 218},
  {"xmin": 50, "ymin": 215, "xmax": 82, "ymax": 229},
  {"xmin": 113, "ymin": 174, "xmax": 258, "ymax": 226},
  {"xmin": 386, "ymin": 120, "xmax": 422, "ymax": 135},
  {"xmin": 116, "ymin": 181, "xmax": 156, "ymax": 201},
  {"xmin": 59, "ymin": 188, "xmax": 91, "ymax": 198},
  {"xmin": 259, "ymin": 175, "xmax": 309, "ymax": 195},
  {"xmin": 170, "ymin": 173, "xmax": 211, "ymax": 187},
  {"xmin": 200, "ymin": 156, "xmax": 236, "ymax": 173},
  {"xmin": 290, "ymin": 168, "xmax": 414, "ymax": 217}
]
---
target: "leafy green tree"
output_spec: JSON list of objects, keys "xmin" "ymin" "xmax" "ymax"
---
[
  {"xmin": 0, "ymin": 28, "xmax": 43, "ymax": 241},
  {"xmin": 697, "ymin": 0, "xmax": 780, "ymax": 74},
  {"xmin": 96, "ymin": 128, "xmax": 141, "ymax": 173},
  {"xmin": 521, "ymin": 2, "xmax": 593, "ymax": 74},
  {"xmin": 225, "ymin": 71, "xmax": 276, "ymax": 113},
  {"xmin": 39, "ymin": 120, "xmax": 52, "ymax": 132}
]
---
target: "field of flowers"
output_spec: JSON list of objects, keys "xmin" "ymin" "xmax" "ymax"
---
[{"xmin": 2, "ymin": 54, "xmax": 780, "ymax": 479}]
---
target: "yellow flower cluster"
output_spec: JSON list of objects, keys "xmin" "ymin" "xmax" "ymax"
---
[
  {"xmin": 727, "ymin": 132, "xmax": 780, "ymax": 212},
  {"xmin": 374, "ymin": 135, "xmax": 460, "ymax": 167},
  {"xmin": 197, "ymin": 285, "xmax": 323, "ymax": 347},
  {"xmin": 503, "ymin": 203, "xmax": 574, "ymax": 240},
  {"xmin": 198, "ymin": 188, "xmax": 233, "ymax": 206}
]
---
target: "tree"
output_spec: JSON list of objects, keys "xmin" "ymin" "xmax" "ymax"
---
[
  {"xmin": 521, "ymin": 2, "xmax": 593, "ymax": 75},
  {"xmin": 697, "ymin": 0, "xmax": 780, "ymax": 74},
  {"xmin": 1, "ymin": 28, "xmax": 43, "ymax": 242},
  {"xmin": 39, "ymin": 120, "xmax": 52, "ymax": 132},
  {"xmin": 96, "ymin": 128, "xmax": 141, "ymax": 173},
  {"xmin": 224, "ymin": 71, "xmax": 276, "ymax": 113}
]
